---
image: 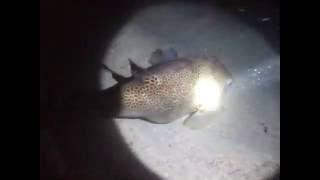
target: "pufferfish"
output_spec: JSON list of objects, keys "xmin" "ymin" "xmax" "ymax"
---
[{"xmin": 102, "ymin": 48, "xmax": 232, "ymax": 128}]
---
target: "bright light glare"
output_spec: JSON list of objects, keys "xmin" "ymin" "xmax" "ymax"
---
[{"xmin": 193, "ymin": 76, "xmax": 222, "ymax": 111}]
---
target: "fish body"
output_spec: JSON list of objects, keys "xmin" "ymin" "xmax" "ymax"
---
[{"xmin": 104, "ymin": 49, "xmax": 232, "ymax": 125}]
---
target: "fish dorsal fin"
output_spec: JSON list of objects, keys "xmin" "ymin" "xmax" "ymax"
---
[
  {"xmin": 149, "ymin": 49, "xmax": 164, "ymax": 66},
  {"xmin": 149, "ymin": 48, "xmax": 178, "ymax": 66},
  {"xmin": 102, "ymin": 64, "xmax": 128, "ymax": 83},
  {"xmin": 128, "ymin": 58, "xmax": 145, "ymax": 77},
  {"xmin": 163, "ymin": 47, "xmax": 178, "ymax": 62}
]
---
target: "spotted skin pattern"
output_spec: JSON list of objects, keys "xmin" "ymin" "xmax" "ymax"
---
[{"xmin": 117, "ymin": 56, "xmax": 232, "ymax": 124}]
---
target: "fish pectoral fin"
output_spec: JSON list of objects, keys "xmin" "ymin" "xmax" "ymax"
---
[
  {"xmin": 183, "ymin": 111, "xmax": 218, "ymax": 130},
  {"xmin": 182, "ymin": 110, "xmax": 197, "ymax": 125}
]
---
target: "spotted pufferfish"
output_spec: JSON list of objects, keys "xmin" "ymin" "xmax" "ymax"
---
[{"xmin": 103, "ymin": 48, "xmax": 232, "ymax": 129}]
